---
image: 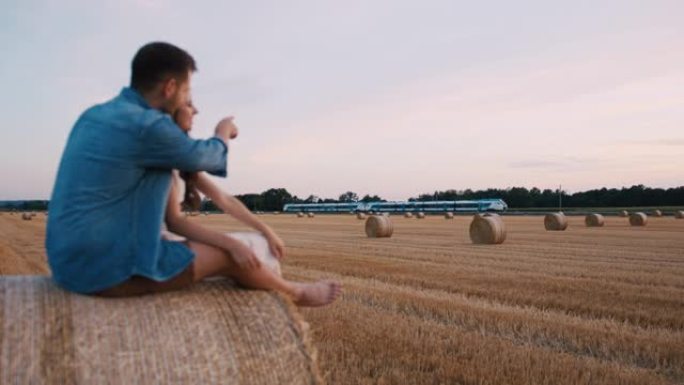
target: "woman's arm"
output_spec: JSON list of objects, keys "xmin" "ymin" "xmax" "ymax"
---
[
  {"xmin": 195, "ymin": 172, "xmax": 286, "ymax": 258},
  {"xmin": 164, "ymin": 177, "xmax": 261, "ymax": 269}
]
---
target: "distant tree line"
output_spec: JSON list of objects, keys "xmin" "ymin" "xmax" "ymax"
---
[
  {"xmin": 216, "ymin": 185, "xmax": 683, "ymax": 211},
  {"xmin": 200, "ymin": 189, "xmax": 388, "ymax": 212},
  {"xmin": 2, "ymin": 185, "xmax": 682, "ymax": 212},
  {"xmin": 0, "ymin": 200, "xmax": 49, "ymax": 211},
  {"xmin": 410, "ymin": 185, "xmax": 684, "ymax": 208}
]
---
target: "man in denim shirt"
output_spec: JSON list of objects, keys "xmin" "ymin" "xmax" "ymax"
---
[{"xmin": 46, "ymin": 42, "xmax": 236, "ymax": 294}]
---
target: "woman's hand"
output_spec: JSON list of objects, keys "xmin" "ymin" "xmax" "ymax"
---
[
  {"xmin": 228, "ymin": 241, "xmax": 261, "ymax": 270},
  {"xmin": 265, "ymin": 232, "xmax": 286, "ymax": 260}
]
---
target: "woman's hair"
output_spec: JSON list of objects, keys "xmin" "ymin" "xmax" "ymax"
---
[
  {"xmin": 173, "ymin": 110, "xmax": 202, "ymax": 212},
  {"xmin": 179, "ymin": 170, "xmax": 201, "ymax": 212}
]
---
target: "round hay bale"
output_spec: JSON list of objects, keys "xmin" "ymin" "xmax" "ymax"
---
[
  {"xmin": 307, "ymin": 212, "xmax": 315, "ymax": 218},
  {"xmin": 544, "ymin": 212, "xmax": 568, "ymax": 231},
  {"xmin": 21, "ymin": 213, "xmax": 32, "ymax": 221},
  {"xmin": 618, "ymin": 210, "xmax": 629, "ymax": 217},
  {"xmin": 30, "ymin": 212, "xmax": 37, "ymax": 217},
  {"xmin": 356, "ymin": 213, "xmax": 366, "ymax": 220},
  {"xmin": 469, "ymin": 213, "xmax": 506, "ymax": 244},
  {"xmin": 297, "ymin": 212, "xmax": 304, "ymax": 218},
  {"xmin": 0, "ymin": 276, "xmax": 322, "ymax": 384},
  {"xmin": 404, "ymin": 212, "xmax": 413, "ymax": 218},
  {"xmin": 365, "ymin": 215, "xmax": 394, "ymax": 238},
  {"xmin": 651, "ymin": 209, "xmax": 662, "ymax": 217},
  {"xmin": 675, "ymin": 210, "xmax": 684, "ymax": 219},
  {"xmin": 444, "ymin": 212, "xmax": 454, "ymax": 219},
  {"xmin": 416, "ymin": 212, "xmax": 425, "ymax": 219},
  {"xmin": 585, "ymin": 213, "xmax": 605, "ymax": 227},
  {"xmin": 629, "ymin": 212, "xmax": 648, "ymax": 226}
]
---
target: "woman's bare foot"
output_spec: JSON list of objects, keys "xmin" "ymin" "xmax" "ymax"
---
[{"xmin": 293, "ymin": 280, "xmax": 342, "ymax": 307}]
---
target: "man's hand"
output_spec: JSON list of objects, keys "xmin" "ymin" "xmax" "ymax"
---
[
  {"xmin": 228, "ymin": 241, "xmax": 261, "ymax": 270},
  {"xmin": 214, "ymin": 116, "xmax": 239, "ymax": 143}
]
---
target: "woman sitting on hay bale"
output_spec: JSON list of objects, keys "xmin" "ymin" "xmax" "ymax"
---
[{"xmin": 98, "ymin": 101, "xmax": 342, "ymax": 306}]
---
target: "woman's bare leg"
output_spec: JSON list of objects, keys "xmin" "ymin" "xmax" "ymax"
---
[{"xmin": 186, "ymin": 240, "xmax": 342, "ymax": 307}]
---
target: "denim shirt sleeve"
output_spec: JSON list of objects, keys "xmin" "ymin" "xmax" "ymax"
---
[{"xmin": 137, "ymin": 114, "xmax": 228, "ymax": 177}]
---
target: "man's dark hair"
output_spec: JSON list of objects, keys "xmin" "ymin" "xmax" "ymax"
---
[{"xmin": 130, "ymin": 42, "xmax": 197, "ymax": 92}]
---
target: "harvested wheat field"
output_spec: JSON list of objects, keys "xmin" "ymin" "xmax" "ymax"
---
[{"xmin": 1, "ymin": 213, "xmax": 684, "ymax": 385}]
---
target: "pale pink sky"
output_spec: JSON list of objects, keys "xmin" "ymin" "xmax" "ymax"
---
[{"xmin": 1, "ymin": 1, "xmax": 682, "ymax": 200}]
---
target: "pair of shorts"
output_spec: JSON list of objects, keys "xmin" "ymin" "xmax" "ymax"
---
[
  {"xmin": 94, "ymin": 232, "xmax": 281, "ymax": 297},
  {"xmin": 94, "ymin": 262, "xmax": 195, "ymax": 297}
]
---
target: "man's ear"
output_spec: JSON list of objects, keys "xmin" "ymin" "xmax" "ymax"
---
[{"xmin": 162, "ymin": 77, "xmax": 178, "ymax": 99}]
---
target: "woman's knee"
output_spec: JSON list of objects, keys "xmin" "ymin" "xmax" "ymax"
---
[{"xmin": 185, "ymin": 240, "xmax": 238, "ymax": 281}]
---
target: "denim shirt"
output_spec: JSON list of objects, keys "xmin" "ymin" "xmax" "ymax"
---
[{"xmin": 46, "ymin": 87, "xmax": 228, "ymax": 293}]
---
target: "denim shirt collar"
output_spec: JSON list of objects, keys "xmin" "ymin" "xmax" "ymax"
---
[{"xmin": 120, "ymin": 87, "xmax": 152, "ymax": 109}]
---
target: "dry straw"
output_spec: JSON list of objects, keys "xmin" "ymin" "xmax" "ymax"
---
[
  {"xmin": 675, "ymin": 210, "xmax": 684, "ymax": 219},
  {"xmin": 629, "ymin": 212, "xmax": 648, "ymax": 226},
  {"xmin": 618, "ymin": 210, "xmax": 629, "ymax": 217},
  {"xmin": 651, "ymin": 209, "xmax": 662, "ymax": 217},
  {"xmin": 356, "ymin": 213, "xmax": 366, "ymax": 220},
  {"xmin": 21, "ymin": 213, "xmax": 32, "ymax": 221},
  {"xmin": 404, "ymin": 212, "xmax": 413, "ymax": 218},
  {"xmin": 365, "ymin": 215, "xmax": 394, "ymax": 238},
  {"xmin": 544, "ymin": 212, "xmax": 568, "ymax": 231},
  {"xmin": 585, "ymin": 213, "xmax": 605, "ymax": 227},
  {"xmin": 0, "ymin": 276, "xmax": 323, "ymax": 385},
  {"xmin": 297, "ymin": 212, "xmax": 304, "ymax": 218},
  {"xmin": 444, "ymin": 212, "xmax": 454, "ymax": 219},
  {"xmin": 416, "ymin": 212, "xmax": 426, "ymax": 219},
  {"xmin": 307, "ymin": 212, "xmax": 315, "ymax": 218},
  {"xmin": 469, "ymin": 213, "xmax": 506, "ymax": 244}
]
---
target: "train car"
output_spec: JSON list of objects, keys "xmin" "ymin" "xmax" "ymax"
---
[
  {"xmin": 282, "ymin": 202, "xmax": 366, "ymax": 213},
  {"xmin": 282, "ymin": 199, "xmax": 507, "ymax": 213},
  {"xmin": 367, "ymin": 199, "xmax": 507, "ymax": 213}
]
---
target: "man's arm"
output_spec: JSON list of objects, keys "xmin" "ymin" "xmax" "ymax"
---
[{"xmin": 137, "ymin": 115, "xmax": 229, "ymax": 176}]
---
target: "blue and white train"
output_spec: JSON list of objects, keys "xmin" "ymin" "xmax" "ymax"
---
[{"xmin": 282, "ymin": 199, "xmax": 508, "ymax": 214}]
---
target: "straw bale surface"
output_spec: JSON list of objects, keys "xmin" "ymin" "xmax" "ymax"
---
[{"xmin": 0, "ymin": 276, "xmax": 322, "ymax": 385}]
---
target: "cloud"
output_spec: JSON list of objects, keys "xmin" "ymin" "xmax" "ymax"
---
[
  {"xmin": 618, "ymin": 139, "xmax": 684, "ymax": 146},
  {"xmin": 508, "ymin": 157, "xmax": 595, "ymax": 170}
]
